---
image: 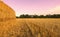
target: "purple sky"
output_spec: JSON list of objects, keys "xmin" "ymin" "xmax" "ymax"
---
[{"xmin": 3, "ymin": 0, "xmax": 60, "ymax": 16}]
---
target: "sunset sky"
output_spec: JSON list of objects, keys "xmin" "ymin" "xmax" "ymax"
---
[{"xmin": 3, "ymin": 0, "xmax": 60, "ymax": 16}]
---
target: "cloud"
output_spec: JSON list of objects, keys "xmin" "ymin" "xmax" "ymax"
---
[{"xmin": 48, "ymin": 6, "xmax": 60, "ymax": 14}]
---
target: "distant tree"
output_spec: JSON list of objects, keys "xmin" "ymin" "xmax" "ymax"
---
[
  {"xmin": 45, "ymin": 14, "xmax": 52, "ymax": 18},
  {"xmin": 52, "ymin": 14, "xmax": 60, "ymax": 18},
  {"xmin": 33, "ymin": 15, "xmax": 39, "ymax": 18},
  {"xmin": 39, "ymin": 15, "xmax": 44, "ymax": 18},
  {"xmin": 16, "ymin": 14, "xmax": 60, "ymax": 18},
  {"xmin": 16, "ymin": 16, "xmax": 19, "ymax": 18},
  {"xmin": 20, "ymin": 14, "xmax": 32, "ymax": 18},
  {"xmin": 19, "ymin": 14, "xmax": 25, "ymax": 18},
  {"xmin": 24, "ymin": 14, "xmax": 32, "ymax": 18}
]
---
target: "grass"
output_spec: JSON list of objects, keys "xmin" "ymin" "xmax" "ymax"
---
[{"xmin": 0, "ymin": 18, "xmax": 60, "ymax": 37}]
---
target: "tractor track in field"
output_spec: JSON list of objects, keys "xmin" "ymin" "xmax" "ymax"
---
[
  {"xmin": 0, "ymin": 19, "xmax": 59, "ymax": 37},
  {"xmin": 23, "ymin": 20, "xmax": 57, "ymax": 37}
]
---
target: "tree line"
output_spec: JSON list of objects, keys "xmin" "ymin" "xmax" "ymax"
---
[{"xmin": 16, "ymin": 14, "xmax": 60, "ymax": 18}]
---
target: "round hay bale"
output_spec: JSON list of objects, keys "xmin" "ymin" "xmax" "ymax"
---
[{"xmin": 0, "ymin": 1, "xmax": 16, "ymax": 21}]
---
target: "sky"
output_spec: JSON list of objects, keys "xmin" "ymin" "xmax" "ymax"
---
[{"xmin": 3, "ymin": 0, "xmax": 60, "ymax": 16}]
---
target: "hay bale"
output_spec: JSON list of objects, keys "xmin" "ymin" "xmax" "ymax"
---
[{"xmin": 0, "ymin": 1, "xmax": 16, "ymax": 21}]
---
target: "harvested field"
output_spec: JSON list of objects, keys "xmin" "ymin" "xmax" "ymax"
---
[{"xmin": 0, "ymin": 18, "xmax": 60, "ymax": 37}]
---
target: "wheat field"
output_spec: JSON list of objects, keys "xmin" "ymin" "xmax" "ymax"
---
[
  {"xmin": 0, "ymin": 18, "xmax": 60, "ymax": 37},
  {"xmin": 1, "ymin": 1, "xmax": 60, "ymax": 37}
]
